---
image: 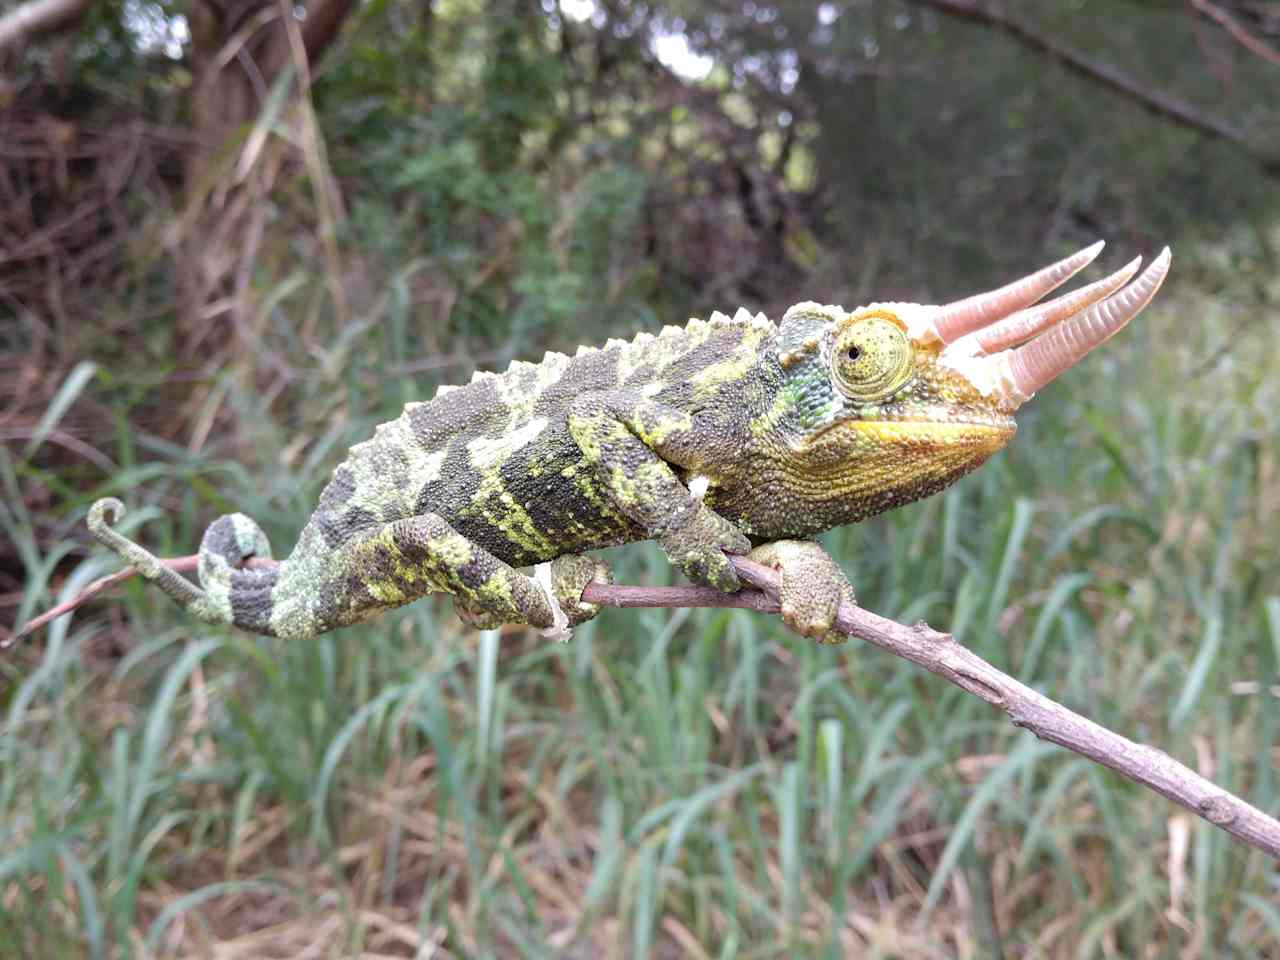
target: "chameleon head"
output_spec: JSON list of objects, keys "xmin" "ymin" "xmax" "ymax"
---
[{"xmin": 764, "ymin": 242, "xmax": 1170, "ymax": 519}]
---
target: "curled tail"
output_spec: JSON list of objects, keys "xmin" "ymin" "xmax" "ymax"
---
[{"xmin": 88, "ymin": 498, "xmax": 282, "ymax": 636}]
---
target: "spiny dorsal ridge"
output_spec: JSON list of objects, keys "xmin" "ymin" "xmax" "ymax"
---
[{"xmin": 504, "ymin": 359, "xmax": 537, "ymax": 376}]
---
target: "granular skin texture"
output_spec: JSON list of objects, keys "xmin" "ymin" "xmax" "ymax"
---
[{"xmin": 89, "ymin": 302, "xmax": 1015, "ymax": 641}]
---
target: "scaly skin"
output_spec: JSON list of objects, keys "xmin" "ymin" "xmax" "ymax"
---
[{"xmin": 91, "ymin": 251, "xmax": 1157, "ymax": 642}]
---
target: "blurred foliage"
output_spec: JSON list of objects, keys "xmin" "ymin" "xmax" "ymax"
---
[{"xmin": 3, "ymin": 0, "xmax": 1280, "ymax": 955}]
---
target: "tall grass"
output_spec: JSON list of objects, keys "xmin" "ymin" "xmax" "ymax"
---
[{"xmin": 3, "ymin": 259, "xmax": 1279, "ymax": 957}]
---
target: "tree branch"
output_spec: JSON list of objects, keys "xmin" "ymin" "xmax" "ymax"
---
[
  {"xmin": 5, "ymin": 554, "xmax": 269, "ymax": 646},
  {"xmin": 1190, "ymin": 0, "xmax": 1280, "ymax": 67},
  {"xmin": 907, "ymin": 0, "xmax": 1280, "ymax": 176},
  {"xmin": 11, "ymin": 551, "xmax": 1280, "ymax": 861},
  {"xmin": 0, "ymin": 0, "xmax": 95, "ymax": 54},
  {"xmin": 716, "ymin": 557, "xmax": 1280, "ymax": 860}
]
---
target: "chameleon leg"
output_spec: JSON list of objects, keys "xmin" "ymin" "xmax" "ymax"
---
[
  {"xmin": 547, "ymin": 553, "xmax": 614, "ymax": 626},
  {"xmin": 269, "ymin": 512, "xmax": 561, "ymax": 638},
  {"xmin": 747, "ymin": 540, "xmax": 855, "ymax": 645},
  {"xmin": 567, "ymin": 392, "xmax": 750, "ymax": 592}
]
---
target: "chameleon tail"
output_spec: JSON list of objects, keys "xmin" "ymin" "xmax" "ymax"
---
[{"xmin": 88, "ymin": 498, "xmax": 280, "ymax": 634}]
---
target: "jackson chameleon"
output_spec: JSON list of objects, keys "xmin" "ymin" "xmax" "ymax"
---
[{"xmin": 89, "ymin": 242, "xmax": 1170, "ymax": 642}]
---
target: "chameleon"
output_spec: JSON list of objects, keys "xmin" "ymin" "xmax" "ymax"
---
[{"xmin": 89, "ymin": 242, "xmax": 1170, "ymax": 642}]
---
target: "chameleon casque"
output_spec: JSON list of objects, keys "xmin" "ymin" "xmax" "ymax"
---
[{"xmin": 89, "ymin": 242, "xmax": 1170, "ymax": 642}]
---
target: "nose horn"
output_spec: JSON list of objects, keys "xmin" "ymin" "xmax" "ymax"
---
[{"xmin": 1003, "ymin": 247, "xmax": 1171, "ymax": 403}]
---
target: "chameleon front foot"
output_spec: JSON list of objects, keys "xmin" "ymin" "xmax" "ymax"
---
[
  {"xmin": 748, "ymin": 540, "xmax": 855, "ymax": 644},
  {"xmin": 659, "ymin": 503, "xmax": 752, "ymax": 592}
]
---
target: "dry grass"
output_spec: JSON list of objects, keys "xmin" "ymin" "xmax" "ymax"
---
[{"xmin": 5, "ymin": 50, "xmax": 1280, "ymax": 958}]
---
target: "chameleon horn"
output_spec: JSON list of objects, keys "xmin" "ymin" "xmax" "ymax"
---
[
  {"xmin": 969, "ymin": 255, "xmax": 1142, "ymax": 356},
  {"xmin": 929, "ymin": 240, "xmax": 1105, "ymax": 345},
  {"xmin": 1004, "ymin": 247, "xmax": 1171, "ymax": 404}
]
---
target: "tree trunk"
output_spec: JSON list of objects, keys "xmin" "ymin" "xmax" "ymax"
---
[{"xmin": 179, "ymin": 0, "xmax": 357, "ymax": 349}]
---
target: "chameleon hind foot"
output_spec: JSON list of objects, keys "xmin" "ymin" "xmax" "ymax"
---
[
  {"xmin": 548, "ymin": 553, "xmax": 613, "ymax": 626},
  {"xmin": 451, "ymin": 553, "xmax": 613, "ymax": 631},
  {"xmin": 748, "ymin": 540, "xmax": 855, "ymax": 645}
]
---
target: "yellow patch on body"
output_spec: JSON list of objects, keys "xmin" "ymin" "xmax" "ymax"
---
[{"xmin": 691, "ymin": 327, "xmax": 770, "ymax": 396}]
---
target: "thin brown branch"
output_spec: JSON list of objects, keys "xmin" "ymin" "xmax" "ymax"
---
[
  {"xmin": 717, "ymin": 557, "xmax": 1280, "ymax": 861},
  {"xmin": 1190, "ymin": 0, "xmax": 1280, "ymax": 66},
  {"xmin": 0, "ymin": 0, "xmax": 94, "ymax": 54},
  {"xmin": 12, "ymin": 549, "xmax": 1280, "ymax": 861},
  {"xmin": 7, "ymin": 553, "xmax": 269, "ymax": 645},
  {"xmin": 9, "ymin": 555, "xmax": 197, "ymax": 645},
  {"xmin": 907, "ymin": 0, "xmax": 1280, "ymax": 176}
]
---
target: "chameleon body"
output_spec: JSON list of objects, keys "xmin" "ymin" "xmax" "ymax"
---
[{"xmin": 90, "ymin": 243, "xmax": 1170, "ymax": 641}]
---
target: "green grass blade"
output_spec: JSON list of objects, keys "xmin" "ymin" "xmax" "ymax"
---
[
  {"xmin": 57, "ymin": 844, "xmax": 104, "ymax": 960},
  {"xmin": 22, "ymin": 361, "xmax": 99, "ymax": 461},
  {"xmin": 127, "ymin": 638, "xmax": 225, "ymax": 842},
  {"xmin": 1171, "ymin": 613, "xmax": 1222, "ymax": 729},
  {"xmin": 660, "ymin": 765, "xmax": 762, "ymax": 869},
  {"xmin": 922, "ymin": 737, "xmax": 1053, "ymax": 918}
]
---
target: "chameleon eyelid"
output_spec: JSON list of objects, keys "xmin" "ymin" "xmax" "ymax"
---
[{"xmin": 831, "ymin": 317, "xmax": 913, "ymax": 400}]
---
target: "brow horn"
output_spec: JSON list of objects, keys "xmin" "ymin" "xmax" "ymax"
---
[
  {"xmin": 1004, "ymin": 247, "xmax": 1171, "ymax": 404},
  {"xmin": 968, "ymin": 255, "xmax": 1143, "ymax": 356},
  {"xmin": 927, "ymin": 241, "xmax": 1105, "ymax": 345}
]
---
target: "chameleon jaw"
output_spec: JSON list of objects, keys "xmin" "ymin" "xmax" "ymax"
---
[{"xmin": 801, "ymin": 416, "xmax": 1016, "ymax": 467}]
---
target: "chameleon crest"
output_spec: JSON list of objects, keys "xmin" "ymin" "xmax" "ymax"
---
[{"xmin": 90, "ymin": 243, "xmax": 1170, "ymax": 642}]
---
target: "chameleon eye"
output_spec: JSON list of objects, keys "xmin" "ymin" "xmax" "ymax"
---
[{"xmin": 831, "ymin": 315, "xmax": 913, "ymax": 402}]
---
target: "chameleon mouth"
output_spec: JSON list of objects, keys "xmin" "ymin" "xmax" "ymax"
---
[
  {"xmin": 842, "ymin": 419, "xmax": 1016, "ymax": 448},
  {"xmin": 801, "ymin": 418, "xmax": 1015, "ymax": 464},
  {"xmin": 784, "ymin": 419, "xmax": 1018, "ymax": 497}
]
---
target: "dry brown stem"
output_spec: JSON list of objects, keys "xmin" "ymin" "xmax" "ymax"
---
[
  {"xmin": 12, "ymin": 550, "xmax": 1280, "ymax": 862},
  {"xmin": 1190, "ymin": 0, "xmax": 1280, "ymax": 67}
]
